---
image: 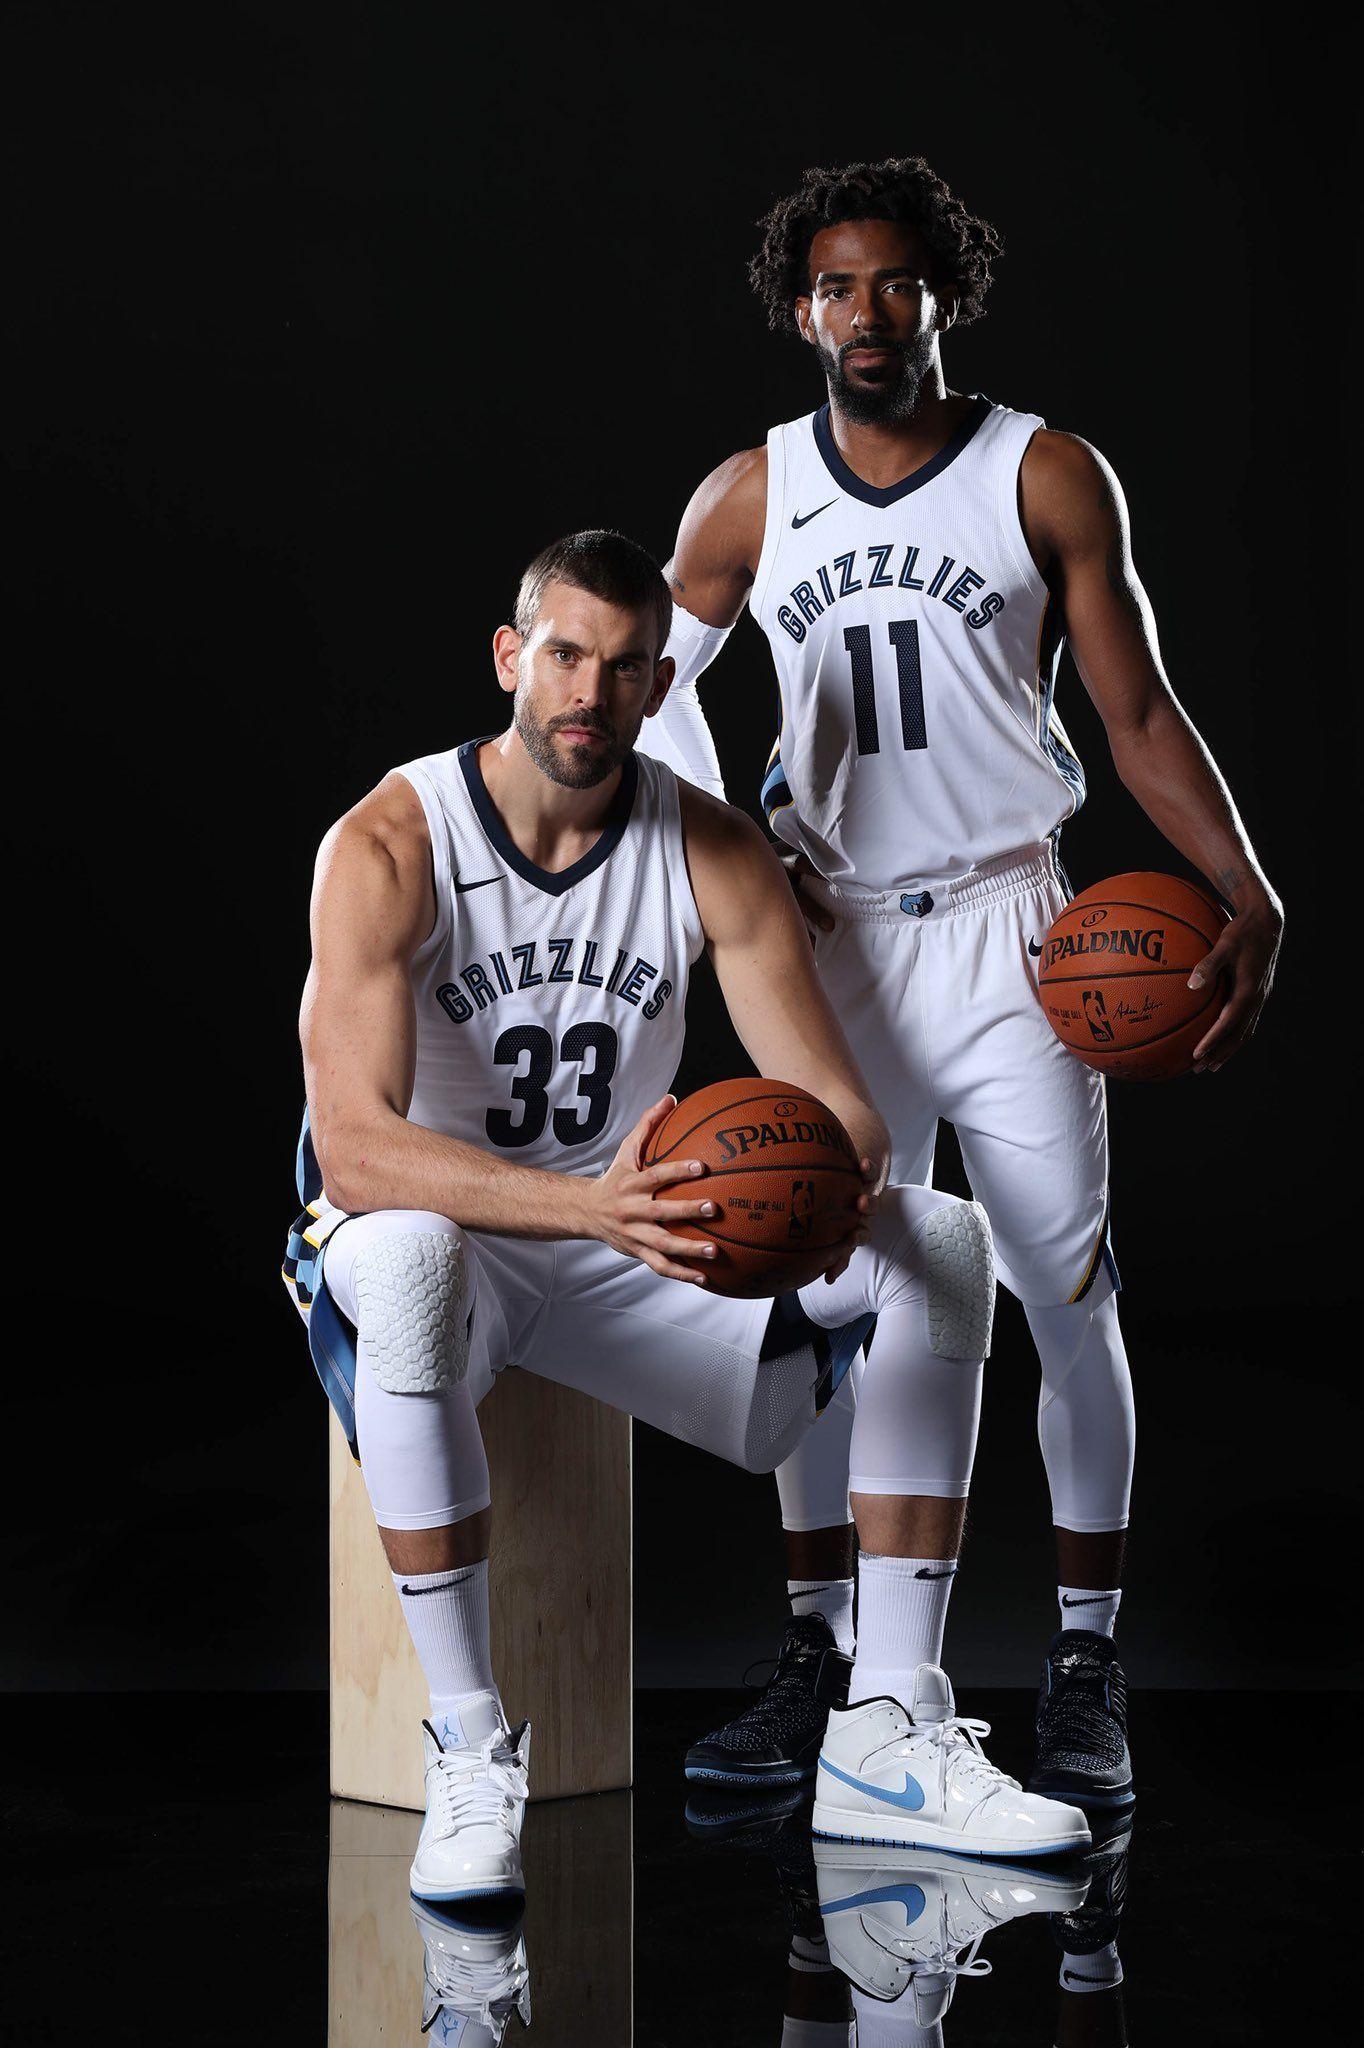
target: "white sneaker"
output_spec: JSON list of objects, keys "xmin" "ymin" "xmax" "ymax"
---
[
  {"xmin": 408, "ymin": 1692, "xmax": 531, "ymax": 1903},
  {"xmin": 812, "ymin": 1664, "xmax": 1091, "ymax": 1857},
  {"xmin": 814, "ymin": 1838, "xmax": 1089, "ymax": 2021},
  {"xmin": 411, "ymin": 1896, "xmax": 531, "ymax": 2045}
]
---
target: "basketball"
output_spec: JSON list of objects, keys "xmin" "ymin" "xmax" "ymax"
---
[
  {"xmin": 643, "ymin": 1079, "xmax": 864, "ymax": 1297},
  {"xmin": 1036, "ymin": 872, "xmax": 1229, "ymax": 1080}
]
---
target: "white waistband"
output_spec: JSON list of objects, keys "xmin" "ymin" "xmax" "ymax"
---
[{"xmin": 805, "ymin": 841, "xmax": 1061, "ymax": 922}]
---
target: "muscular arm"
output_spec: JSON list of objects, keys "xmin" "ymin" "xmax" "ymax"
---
[
  {"xmin": 679, "ymin": 780, "xmax": 891, "ymax": 1188},
  {"xmin": 663, "ymin": 445, "xmax": 768, "ymax": 625},
  {"xmin": 1021, "ymin": 431, "xmax": 1284, "ymax": 1066}
]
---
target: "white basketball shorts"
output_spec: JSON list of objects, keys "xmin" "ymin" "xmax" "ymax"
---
[{"xmin": 807, "ymin": 839, "xmax": 1115, "ymax": 1308}]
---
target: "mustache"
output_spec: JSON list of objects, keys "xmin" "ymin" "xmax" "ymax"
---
[
  {"xmin": 548, "ymin": 710, "xmax": 615, "ymax": 738},
  {"xmin": 840, "ymin": 337, "xmax": 908, "ymax": 361}
]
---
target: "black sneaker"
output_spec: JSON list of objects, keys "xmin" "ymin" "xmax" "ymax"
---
[
  {"xmin": 684, "ymin": 1614, "xmax": 840, "ymax": 1786},
  {"xmin": 1030, "ymin": 1630, "xmax": 1135, "ymax": 1809}
]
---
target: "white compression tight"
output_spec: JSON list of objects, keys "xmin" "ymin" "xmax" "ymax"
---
[
  {"xmin": 774, "ymin": 1374, "xmax": 855, "ymax": 1531},
  {"xmin": 801, "ymin": 1186, "xmax": 989, "ymax": 1503},
  {"xmin": 1026, "ymin": 1275, "xmax": 1135, "ymax": 1532},
  {"xmin": 324, "ymin": 1187, "xmax": 987, "ymax": 1531},
  {"xmin": 325, "ymin": 1211, "xmax": 492, "ymax": 1531}
]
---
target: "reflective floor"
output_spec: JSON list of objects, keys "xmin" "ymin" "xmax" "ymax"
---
[{"xmin": 3, "ymin": 1689, "xmax": 1350, "ymax": 2042}]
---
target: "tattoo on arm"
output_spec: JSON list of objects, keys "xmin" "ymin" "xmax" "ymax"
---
[
  {"xmin": 670, "ymin": 574, "xmax": 686, "ymax": 596},
  {"xmin": 1215, "ymin": 865, "xmax": 1247, "ymax": 897}
]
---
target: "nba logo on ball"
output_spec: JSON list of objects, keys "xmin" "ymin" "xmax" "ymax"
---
[{"xmin": 788, "ymin": 1181, "xmax": 816, "ymax": 1238}]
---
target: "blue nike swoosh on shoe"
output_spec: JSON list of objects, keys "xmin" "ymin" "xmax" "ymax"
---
[
  {"xmin": 822, "ymin": 1880, "xmax": 926, "ymax": 1924},
  {"xmin": 817, "ymin": 1755, "xmax": 926, "ymax": 1810}
]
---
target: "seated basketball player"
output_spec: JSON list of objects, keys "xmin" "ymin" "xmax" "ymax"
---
[{"xmin": 284, "ymin": 529, "xmax": 1091, "ymax": 1906}]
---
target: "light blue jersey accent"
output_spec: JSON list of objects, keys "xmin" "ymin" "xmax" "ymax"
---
[
  {"xmin": 822, "ymin": 1880, "xmax": 927, "ymax": 1925},
  {"xmin": 818, "ymin": 1754, "xmax": 926, "ymax": 1812}
]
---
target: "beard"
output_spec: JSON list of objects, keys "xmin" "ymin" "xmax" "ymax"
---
[
  {"xmin": 515, "ymin": 683, "xmax": 634, "ymax": 789},
  {"xmin": 818, "ymin": 330, "xmax": 937, "ymax": 425}
]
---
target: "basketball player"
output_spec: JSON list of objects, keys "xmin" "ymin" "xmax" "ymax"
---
[
  {"xmin": 284, "ymin": 530, "xmax": 1092, "ymax": 1913},
  {"xmin": 638, "ymin": 157, "xmax": 1284, "ymax": 1807}
]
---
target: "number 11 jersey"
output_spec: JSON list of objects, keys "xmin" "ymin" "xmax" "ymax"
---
[
  {"xmin": 750, "ymin": 395, "xmax": 1085, "ymax": 892},
  {"xmin": 395, "ymin": 741, "xmax": 701, "ymax": 1175}
]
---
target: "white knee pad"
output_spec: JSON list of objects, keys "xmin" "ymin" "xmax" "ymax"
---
[
  {"xmin": 922, "ymin": 1199, "xmax": 996, "ymax": 1360},
  {"xmin": 352, "ymin": 1229, "xmax": 470, "ymax": 1394}
]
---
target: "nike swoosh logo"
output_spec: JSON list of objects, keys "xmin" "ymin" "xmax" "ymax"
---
[
  {"xmin": 452, "ymin": 874, "xmax": 503, "ymax": 893},
  {"xmin": 1063, "ymin": 1969, "xmax": 1113, "ymax": 1985},
  {"xmin": 822, "ymin": 1881, "xmax": 926, "ymax": 1926},
  {"xmin": 914, "ymin": 1567, "xmax": 957, "ymax": 1581},
  {"xmin": 817, "ymin": 1755, "xmax": 925, "ymax": 1811},
  {"xmin": 1061, "ymin": 1594, "xmax": 1112, "ymax": 1609},
  {"xmin": 1028, "ymin": 938, "xmax": 1044, "ymax": 956},
  {"xmin": 792, "ymin": 501, "xmax": 836, "ymax": 529}
]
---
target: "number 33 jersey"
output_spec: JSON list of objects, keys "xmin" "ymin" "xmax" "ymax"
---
[
  {"xmin": 394, "ymin": 741, "xmax": 702, "ymax": 1174},
  {"xmin": 750, "ymin": 395, "xmax": 1086, "ymax": 893}
]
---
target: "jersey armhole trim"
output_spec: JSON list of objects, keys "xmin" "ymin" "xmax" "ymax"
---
[
  {"xmin": 747, "ymin": 424, "xmax": 787, "ymax": 624},
  {"xmin": 998, "ymin": 419, "xmax": 1052, "ymax": 608},
  {"xmin": 392, "ymin": 761, "xmax": 454, "ymax": 959},
  {"xmin": 657, "ymin": 760, "xmax": 707, "ymax": 966}
]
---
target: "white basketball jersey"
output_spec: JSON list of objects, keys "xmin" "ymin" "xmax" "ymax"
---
[
  {"xmin": 395, "ymin": 742, "xmax": 702, "ymax": 1173},
  {"xmin": 750, "ymin": 396, "xmax": 1085, "ymax": 892}
]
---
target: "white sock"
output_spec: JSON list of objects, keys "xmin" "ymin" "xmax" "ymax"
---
[
  {"xmin": 1058, "ymin": 1584, "xmax": 1121, "ymax": 1637},
  {"xmin": 788, "ymin": 1576, "xmax": 855, "ymax": 1654},
  {"xmin": 848, "ymin": 1553, "xmax": 958, "ymax": 1709},
  {"xmin": 391, "ymin": 1560, "xmax": 497, "ymax": 1731},
  {"xmin": 780, "ymin": 2018, "xmax": 853, "ymax": 2045},
  {"xmin": 852, "ymin": 1989, "xmax": 941, "ymax": 2046},
  {"xmin": 1059, "ymin": 1940, "xmax": 1123, "ymax": 1992}
]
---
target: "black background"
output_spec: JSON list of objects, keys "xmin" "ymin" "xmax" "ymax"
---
[{"xmin": 6, "ymin": 3, "xmax": 1358, "ymax": 1698}]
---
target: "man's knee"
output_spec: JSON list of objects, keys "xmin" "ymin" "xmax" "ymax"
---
[
  {"xmin": 873, "ymin": 1188, "xmax": 996, "ymax": 1360},
  {"xmin": 351, "ymin": 1214, "xmax": 472, "ymax": 1394},
  {"xmin": 921, "ymin": 1197, "xmax": 996, "ymax": 1359}
]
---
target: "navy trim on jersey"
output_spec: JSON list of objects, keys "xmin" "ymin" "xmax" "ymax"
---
[
  {"xmin": 1036, "ymin": 600, "xmax": 1087, "ymax": 814},
  {"xmin": 457, "ymin": 738, "xmax": 640, "ymax": 898},
  {"xmin": 812, "ymin": 395, "xmax": 991, "ymax": 508}
]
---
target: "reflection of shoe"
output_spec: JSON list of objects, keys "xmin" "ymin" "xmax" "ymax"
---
[
  {"xmin": 1051, "ymin": 1820, "xmax": 1131, "ymax": 1994},
  {"xmin": 684, "ymin": 1614, "xmax": 838, "ymax": 1785},
  {"xmin": 1030, "ymin": 1632, "xmax": 1135, "ymax": 1810},
  {"xmin": 685, "ymin": 1786, "xmax": 829, "ymax": 1971},
  {"xmin": 411, "ymin": 1897, "xmax": 531, "ymax": 2044},
  {"xmin": 409, "ymin": 1692, "xmax": 531, "ymax": 1904},
  {"xmin": 813, "ymin": 1664, "xmax": 1091, "ymax": 1857},
  {"xmin": 815, "ymin": 1839, "xmax": 1088, "ymax": 2022}
]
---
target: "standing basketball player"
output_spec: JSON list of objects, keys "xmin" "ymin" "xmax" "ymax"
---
[
  {"xmin": 639, "ymin": 158, "xmax": 1283, "ymax": 1820},
  {"xmin": 285, "ymin": 532, "xmax": 1090, "ymax": 1986}
]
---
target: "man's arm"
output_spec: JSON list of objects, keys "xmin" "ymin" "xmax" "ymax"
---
[
  {"xmin": 679, "ymin": 780, "xmax": 891, "ymax": 1276},
  {"xmin": 634, "ymin": 448, "xmax": 769, "ymax": 798},
  {"xmin": 301, "ymin": 775, "xmax": 719, "ymax": 1282},
  {"xmin": 1021, "ymin": 431, "xmax": 1284, "ymax": 1070},
  {"xmin": 664, "ymin": 445, "xmax": 768, "ymax": 626}
]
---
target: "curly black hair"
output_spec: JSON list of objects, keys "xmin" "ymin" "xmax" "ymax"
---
[{"xmin": 749, "ymin": 157, "xmax": 1002, "ymax": 332}]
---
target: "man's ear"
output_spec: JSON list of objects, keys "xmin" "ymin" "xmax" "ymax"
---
[
  {"xmin": 644, "ymin": 653, "xmax": 675, "ymax": 717},
  {"xmin": 934, "ymin": 286, "xmax": 960, "ymax": 334},
  {"xmin": 794, "ymin": 297, "xmax": 816, "ymax": 346},
  {"xmin": 492, "ymin": 623, "xmax": 522, "ymax": 696}
]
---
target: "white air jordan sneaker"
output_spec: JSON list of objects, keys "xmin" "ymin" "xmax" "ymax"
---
[
  {"xmin": 814, "ymin": 1838, "xmax": 1089, "ymax": 2021},
  {"xmin": 812, "ymin": 1664, "xmax": 1090, "ymax": 1857},
  {"xmin": 412, "ymin": 1897, "xmax": 531, "ymax": 2045},
  {"xmin": 409, "ymin": 1692, "xmax": 531, "ymax": 1903}
]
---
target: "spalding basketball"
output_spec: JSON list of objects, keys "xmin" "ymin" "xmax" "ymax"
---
[
  {"xmin": 1037, "ymin": 872, "xmax": 1229, "ymax": 1080},
  {"xmin": 644, "ymin": 1079, "xmax": 864, "ymax": 1297}
]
